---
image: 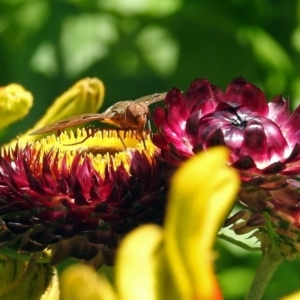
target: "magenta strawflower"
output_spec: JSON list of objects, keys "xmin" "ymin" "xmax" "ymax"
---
[
  {"xmin": 152, "ymin": 77, "xmax": 300, "ymax": 258},
  {"xmin": 0, "ymin": 129, "xmax": 167, "ymax": 267}
]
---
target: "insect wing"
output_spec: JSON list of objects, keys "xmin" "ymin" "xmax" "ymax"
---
[
  {"xmin": 135, "ymin": 92, "xmax": 167, "ymax": 106},
  {"xmin": 30, "ymin": 113, "xmax": 106, "ymax": 135},
  {"xmin": 30, "ymin": 92, "xmax": 166, "ymax": 136}
]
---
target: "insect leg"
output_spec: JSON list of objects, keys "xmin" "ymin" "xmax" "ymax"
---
[
  {"xmin": 116, "ymin": 130, "xmax": 127, "ymax": 150},
  {"xmin": 62, "ymin": 127, "xmax": 99, "ymax": 146},
  {"xmin": 135, "ymin": 129, "xmax": 147, "ymax": 150}
]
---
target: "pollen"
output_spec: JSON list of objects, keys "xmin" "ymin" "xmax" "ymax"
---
[{"xmin": 27, "ymin": 128, "xmax": 158, "ymax": 176}]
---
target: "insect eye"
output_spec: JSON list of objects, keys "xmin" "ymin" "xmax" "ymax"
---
[{"xmin": 125, "ymin": 103, "xmax": 149, "ymax": 127}]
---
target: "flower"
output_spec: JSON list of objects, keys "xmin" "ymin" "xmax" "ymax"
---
[
  {"xmin": 59, "ymin": 147, "xmax": 240, "ymax": 300},
  {"xmin": 0, "ymin": 129, "xmax": 167, "ymax": 268},
  {"xmin": 152, "ymin": 77, "xmax": 300, "ymax": 258}
]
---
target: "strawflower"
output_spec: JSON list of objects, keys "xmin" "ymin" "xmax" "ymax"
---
[
  {"xmin": 0, "ymin": 78, "xmax": 105, "ymax": 298},
  {"xmin": 0, "ymin": 78, "xmax": 167, "ymax": 269},
  {"xmin": 151, "ymin": 77, "xmax": 300, "ymax": 299},
  {"xmin": 59, "ymin": 147, "xmax": 240, "ymax": 300},
  {"xmin": 0, "ymin": 129, "xmax": 166, "ymax": 268},
  {"xmin": 152, "ymin": 77, "xmax": 300, "ymax": 258}
]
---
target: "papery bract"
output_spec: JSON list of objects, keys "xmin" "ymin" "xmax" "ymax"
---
[
  {"xmin": 0, "ymin": 129, "xmax": 167, "ymax": 267},
  {"xmin": 153, "ymin": 77, "xmax": 300, "ymax": 258}
]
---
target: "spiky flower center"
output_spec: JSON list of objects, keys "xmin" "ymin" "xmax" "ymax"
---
[{"xmin": 25, "ymin": 128, "xmax": 157, "ymax": 176}]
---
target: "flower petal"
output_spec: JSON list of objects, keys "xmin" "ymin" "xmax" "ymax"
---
[
  {"xmin": 116, "ymin": 225, "xmax": 166, "ymax": 300},
  {"xmin": 224, "ymin": 77, "xmax": 268, "ymax": 115},
  {"xmin": 268, "ymin": 95, "xmax": 290, "ymax": 125},
  {"xmin": 164, "ymin": 146, "xmax": 240, "ymax": 299},
  {"xmin": 60, "ymin": 264, "xmax": 117, "ymax": 300}
]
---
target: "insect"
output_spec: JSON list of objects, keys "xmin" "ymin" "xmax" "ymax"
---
[{"xmin": 30, "ymin": 92, "xmax": 166, "ymax": 143}]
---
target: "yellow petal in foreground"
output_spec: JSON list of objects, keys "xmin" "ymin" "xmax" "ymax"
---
[
  {"xmin": 281, "ymin": 291, "xmax": 300, "ymax": 300},
  {"xmin": 115, "ymin": 225, "xmax": 164, "ymax": 300},
  {"xmin": 165, "ymin": 146, "xmax": 240, "ymax": 299},
  {"xmin": 60, "ymin": 264, "xmax": 117, "ymax": 300}
]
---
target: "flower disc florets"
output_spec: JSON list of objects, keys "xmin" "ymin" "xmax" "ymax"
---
[
  {"xmin": 0, "ymin": 129, "xmax": 167, "ymax": 267},
  {"xmin": 152, "ymin": 77, "xmax": 300, "ymax": 258}
]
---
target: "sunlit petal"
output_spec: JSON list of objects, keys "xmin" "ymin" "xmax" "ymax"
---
[{"xmin": 164, "ymin": 146, "xmax": 239, "ymax": 299}]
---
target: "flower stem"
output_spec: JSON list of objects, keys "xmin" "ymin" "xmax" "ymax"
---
[
  {"xmin": 0, "ymin": 247, "xmax": 50, "ymax": 263},
  {"xmin": 218, "ymin": 233, "xmax": 261, "ymax": 251},
  {"xmin": 245, "ymin": 247, "xmax": 284, "ymax": 300}
]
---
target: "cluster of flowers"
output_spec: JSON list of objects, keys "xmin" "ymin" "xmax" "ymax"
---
[{"xmin": 1, "ymin": 76, "xmax": 300, "ymax": 270}]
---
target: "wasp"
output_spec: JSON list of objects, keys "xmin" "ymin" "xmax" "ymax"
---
[{"xmin": 30, "ymin": 92, "xmax": 166, "ymax": 144}]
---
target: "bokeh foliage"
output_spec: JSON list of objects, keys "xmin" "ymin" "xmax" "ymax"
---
[{"xmin": 1, "ymin": 0, "xmax": 300, "ymax": 299}]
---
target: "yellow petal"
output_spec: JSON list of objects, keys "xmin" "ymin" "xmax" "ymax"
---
[
  {"xmin": 165, "ymin": 146, "xmax": 240, "ymax": 299},
  {"xmin": 60, "ymin": 264, "xmax": 117, "ymax": 300},
  {"xmin": 32, "ymin": 77, "xmax": 105, "ymax": 129},
  {"xmin": 0, "ymin": 83, "xmax": 33, "ymax": 128},
  {"xmin": 116, "ymin": 225, "xmax": 164, "ymax": 300},
  {"xmin": 8, "ymin": 77, "xmax": 105, "ymax": 146},
  {"xmin": 281, "ymin": 291, "xmax": 300, "ymax": 300},
  {"xmin": 41, "ymin": 269, "xmax": 60, "ymax": 300}
]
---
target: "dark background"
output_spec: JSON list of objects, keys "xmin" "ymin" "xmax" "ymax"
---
[{"xmin": 1, "ymin": 0, "xmax": 300, "ymax": 298}]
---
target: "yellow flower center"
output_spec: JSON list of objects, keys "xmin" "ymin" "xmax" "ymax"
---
[{"xmin": 30, "ymin": 128, "xmax": 158, "ymax": 176}]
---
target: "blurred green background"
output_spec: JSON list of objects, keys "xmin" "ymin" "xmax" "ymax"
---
[{"xmin": 1, "ymin": 0, "xmax": 300, "ymax": 299}]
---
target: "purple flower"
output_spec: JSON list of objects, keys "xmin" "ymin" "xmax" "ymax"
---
[
  {"xmin": 0, "ymin": 129, "xmax": 167, "ymax": 267},
  {"xmin": 152, "ymin": 77, "xmax": 300, "ymax": 257}
]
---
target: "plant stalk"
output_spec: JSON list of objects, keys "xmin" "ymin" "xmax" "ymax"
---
[{"xmin": 245, "ymin": 247, "xmax": 284, "ymax": 300}]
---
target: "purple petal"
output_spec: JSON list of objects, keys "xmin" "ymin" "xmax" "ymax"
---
[
  {"xmin": 152, "ymin": 106, "xmax": 166, "ymax": 128},
  {"xmin": 281, "ymin": 105, "xmax": 300, "ymax": 144},
  {"xmin": 268, "ymin": 95, "xmax": 290, "ymax": 125},
  {"xmin": 224, "ymin": 77, "xmax": 268, "ymax": 115},
  {"xmin": 165, "ymin": 88, "xmax": 189, "ymax": 120},
  {"xmin": 185, "ymin": 78, "xmax": 223, "ymax": 111}
]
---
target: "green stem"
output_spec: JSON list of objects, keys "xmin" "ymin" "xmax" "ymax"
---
[
  {"xmin": 0, "ymin": 248, "xmax": 50, "ymax": 264},
  {"xmin": 244, "ymin": 247, "xmax": 284, "ymax": 300},
  {"xmin": 218, "ymin": 233, "xmax": 261, "ymax": 251}
]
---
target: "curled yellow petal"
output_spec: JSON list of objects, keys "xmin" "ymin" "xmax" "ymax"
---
[
  {"xmin": 0, "ymin": 83, "xmax": 33, "ymax": 128},
  {"xmin": 60, "ymin": 264, "xmax": 117, "ymax": 300},
  {"xmin": 8, "ymin": 77, "xmax": 105, "ymax": 146},
  {"xmin": 165, "ymin": 146, "xmax": 240, "ymax": 299},
  {"xmin": 32, "ymin": 77, "xmax": 105, "ymax": 129}
]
